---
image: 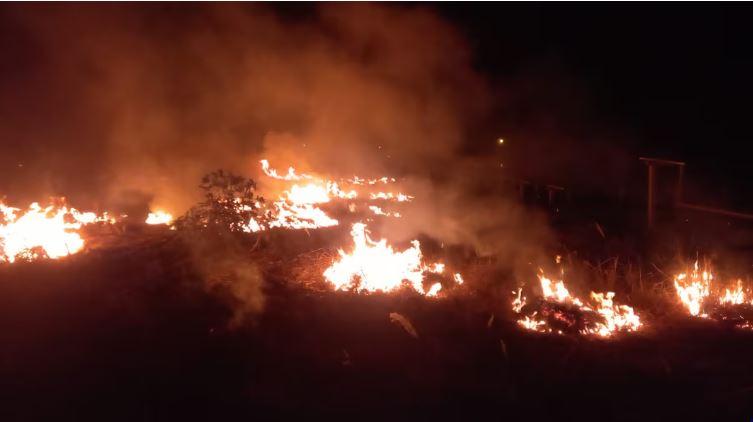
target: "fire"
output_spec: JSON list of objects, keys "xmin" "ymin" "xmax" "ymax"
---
[
  {"xmin": 718, "ymin": 279, "xmax": 753, "ymax": 306},
  {"xmin": 368, "ymin": 205, "xmax": 401, "ymax": 218},
  {"xmin": 720, "ymin": 281, "xmax": 746, "ymax": 305},
  {"xmin": 323, "ymin": 223, "xmax": 460, "ymax": 296},
  {"xmin": 673, "ymin": 263, "xmax": 753, "ymax": 328},
  {"xmin": 1, "ymin": 201, "xmax": 112, "ymax": 263},
  {"xmin": 249, "ymin": 160, "xmax": 408, "ymax": 232},
  {"xmin": 265, "ymin": 203, "xmax": 339, "ymax": 231},
  {"xmin": 673, "ymin": 262, "xmax": 712, "ymax": 317},
  {"xmin": 285, "ymin": 183, "xmax": 332, "ymax": 204},
  {"xmin": 453, "ymin": 273, "xmax": 464, "ymax": 285},
  {"xmin": 146, "ymin": 210, "xmax": 173, "ymax": 225},
  {"xmin": 255, "ymin": 162, "xmax": 462, "ymax": 296},
  {"xmin": 260, "ymin": 159, "xmax": 312, "ymax": 181},
  {"xmin": 369, "ymin": 192, "xmax": 412, "ymax": 202},
  {"xmin": 513, "ymin": 274, "xmax": 642, "ymax": 337}
]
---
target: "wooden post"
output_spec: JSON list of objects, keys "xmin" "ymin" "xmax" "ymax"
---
[
  {"xmin": 647, "ymin": 163, "xmax": 655, "ymax": 227},
  {"xmin": 639, "ymin": 157, "xmax": 686, "ymax": 228}
]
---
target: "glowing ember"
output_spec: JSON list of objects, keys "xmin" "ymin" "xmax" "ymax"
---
[
  {"xmin": 512, "ymin": 274, "xmax": 642, "ymax": 337},
  {"xmin": 673, "ymin": 262, "xmax": 712, "ymax": 317},
  {"xmin": 146, "ymin": 210, "xmax": 173, "ymax": 225},
  {"xmin": 323, "ymin": 223, "xmax": 459, "ymax": 295},
  {"xmin": 1, "ymin": 201, "xmax": 112, "ymax": 263}
]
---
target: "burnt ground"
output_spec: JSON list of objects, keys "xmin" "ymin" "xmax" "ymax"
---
[{"xmin": 1, "ymin": 233, "xmax": 753, "ymax": 421}]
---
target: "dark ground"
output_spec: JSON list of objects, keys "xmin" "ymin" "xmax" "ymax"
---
[{"xmin": 2, "ymin": 228, "xmax": 753, "ymax": 422}]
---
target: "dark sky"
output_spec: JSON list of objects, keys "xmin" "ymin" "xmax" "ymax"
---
[{"xmin": 439, "ymin": 4, "xmax": 753, "ymax": 205}]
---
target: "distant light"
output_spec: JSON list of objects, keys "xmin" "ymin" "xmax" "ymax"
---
[{"xmin": 497, "ymin": 138, "xmax": 505, "ymax": 145}]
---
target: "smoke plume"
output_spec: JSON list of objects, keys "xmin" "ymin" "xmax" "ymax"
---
[{"xmin": 0, "ymin": 4, "xmax": 552, "ymax": 295}]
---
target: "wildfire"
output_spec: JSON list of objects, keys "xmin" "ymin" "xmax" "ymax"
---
[
  {"xmin": 673, "ymin": 263, "xmax": 753, "ymax": 328},
  {"xmin": 369, "ymin": 192, "xmax": 412, "ymax": 202},
  {"xmin": 368, "ymin": 205, "xmax": 401, "ymax": 218},
  {"xmin": 249, "ymin": 160, "xmax": 410, "ymax": 232},
  {"xmin": 512, "ymin": 274, "xmax": 642, "ymax": 337},
  {"xmin": 323, "ymin": 223, "xmax": 460, "ymax": 296},
  {"xmin": 1, "ymin": 201, "xmax": 112, "ymax": 263},
  {"xmin": 719, "ymin": 280, "xmax": 748, "ymax": 305},
  {"xmin": 260, "ymin": 159, "xmax": 312, "ymax": 181},
  {"xmin": 673, "ymin": 262, "xmax": 712, "ymax": 317},
  {"xmin": 146, "ymin": 210, "xmax": 174, "ymax": 225}
]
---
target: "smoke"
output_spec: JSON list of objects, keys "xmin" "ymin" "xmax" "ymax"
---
[
  {"xmin": 0, "ymin": 4, "xmax": 485, "ymax": 207},
  {"xmin": 0, "ymin": 4, "xmax": 553, "ymax": 305}
]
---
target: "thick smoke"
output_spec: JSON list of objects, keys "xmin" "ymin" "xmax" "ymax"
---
[
  {"xmin": 1, "ymin": 4, "xmax": 483, "ymax": 206},
  {"xmin": 0, "ymin": 4, "xmax": 552, "ymax": 292}
]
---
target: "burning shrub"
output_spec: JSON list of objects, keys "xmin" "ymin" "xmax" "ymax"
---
[{"xmin": 175, "ymin": 170, "xmax": 269, "ymax": 235}]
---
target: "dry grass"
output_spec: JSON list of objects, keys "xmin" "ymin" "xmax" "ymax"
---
[{"xmin": 277, "ymin": 247, "xmax": 339, "ymax": 291}]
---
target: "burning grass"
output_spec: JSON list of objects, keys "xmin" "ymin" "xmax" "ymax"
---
[
  {"xmin": 673, "ymin": 262, "xmax": 753, "ymax": 329},
  {"xmin": 0, "ymin": 200, "xmax": 115, "ymax": 263},
  {"xmin": 512, "ymin": 273, "xmax": 642, "ymax": 337}
]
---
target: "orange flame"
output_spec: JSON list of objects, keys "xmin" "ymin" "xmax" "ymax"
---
[
  {"xmin": 146, "ymin": 210, "xmax": 174, "ymax": 225},
  {"xmin": 673, "ymin": 263, "xmax": 753, "ymax": 327},
  {"xmin": 719, "ymin": 280, "xmax": 749, "ymax": 305},
  {"xmin": 673, "ymin": 262, "xmax": 712, "ymax": 317},
  {"xmin": 513, "ymin": 274, "xmax": 642, "ymax": 337},
  {"xmin": 1, "ymin": 202, "xmax": 112, "ymax": 263},
  {"xmin": 323, "ymin": 223, "xmax": 460, "ymax": 296},
  {"xmin": 251, "ymin": 160, "xmax": 408, "ymax": 232}
]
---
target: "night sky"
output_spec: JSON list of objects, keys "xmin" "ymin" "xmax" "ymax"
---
[{"xmin": 441, "ymin": 5, "xmax": 753, "ymax": 205}]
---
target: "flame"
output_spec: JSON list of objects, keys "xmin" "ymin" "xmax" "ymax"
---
[
  {"xmin": 348, "ymin": 176, "xmax": 396, "ymax": 185},
  {"xmin": 285, "ymin": 183, "xmax": 331, "ymax": 204},
  {"xmin": 453, "ymin": 273, "xmax": 464, "ymax": 285},
  {"xmin": 672, "ymin": 263, "xmax": 753, "ymax": 329},
  {"xmin": 146, "ymin": 210, "xmax": 173, "ymax": 225},
  {"xmin": 369, "ymin": 192, "xmax": 413, "ymax": 202},
  {"xmin": 512, "ymin": 287, "xmax": 526, "ymax": 313},
  {"xmin": 1, "ymin": 201, "xmax": 112, "ymax": 263},
  {"xmin": 368, "ymin": 205, "xmax": 401, "ymax": 218},
  {"xmin": 425, "ymin": 282, "xmax": 442, "ymax": 297},
  {"xmin": 260, "ymin": 159, "xmax": 312, "ymax": 181},
  {"xmin": 251, "ymin": 160, "xmax": 408, "ymax": 232},
  {"xmin": 513, "ymin": 274, "xmax": 642, "ymax": 337},
  {"xmin": 719, "ymin": 279, "xmax": 752, "ymax": 306},
  {"xmin": 673, "ymin": 262, "xmax": 712, "ymax": 317},
  {"xmin": 323, "ymin": 223, "xmax": 460, "ymax": 296}
]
